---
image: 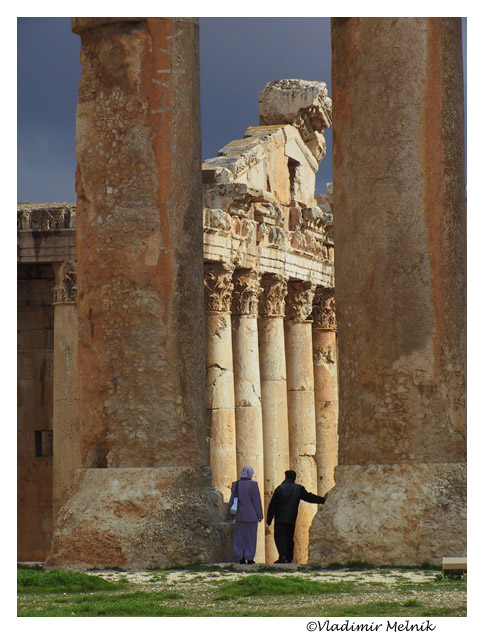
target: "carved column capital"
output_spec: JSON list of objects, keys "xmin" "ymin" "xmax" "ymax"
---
[
  {"xmin": 260, "ymin": 275, "xmax": 288, "ymax": 317},
  {"xmin": 204, "ymin": 262, "xmax": 234, "ymax": 313},
  {"xmin": 285, "ymin": 280, "xmax": 316, "ymax": 323},
  {"xmin": 232, "ymin": 270, "xmax": 261, "ymax": 316},
  {"xmin": 312, "ymin": 287, "xmax": 337, "ymax": 331},
  {"xmin": 53, "ymin": 260, "xmax": 77, "ymax": 304}
]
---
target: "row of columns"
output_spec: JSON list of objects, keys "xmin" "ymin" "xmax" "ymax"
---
[{"xmin": 204, "ymin": 264, "xmax": 338, "ymax": 563}]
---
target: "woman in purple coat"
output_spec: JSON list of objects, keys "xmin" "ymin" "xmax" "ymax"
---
[{"xmin": 228, "ymin": 465, "xmax": 263, "ymax": 564}]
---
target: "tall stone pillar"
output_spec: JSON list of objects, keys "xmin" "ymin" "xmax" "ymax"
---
[
  {"xmin": 310, "ymin": 18, "xmax": 466, "ymax": 565},
  {"xmin": 204, "ymin": 263, "xmax": 237, "ymax": 501},
  {"xmin": 232, "ymin": 269, "xmax": 265, "ymax": 562},
  {"xmin": 259, "ymin": 274, "xmax": 289, "ymax": 563},
  {"xmin": 46, "ymin": 17, "xmax": 229, "ymax": 570},
  {"xmin": 52, "ymin": 261, "xmax": 80, "ymax": 518},
  {"xmin": 312, "ymin": 287, "xmax": 338, "ymax": 497},
  {"xmin": 285, "ymin": 280, "xmax": 317, "ymax": 563}
]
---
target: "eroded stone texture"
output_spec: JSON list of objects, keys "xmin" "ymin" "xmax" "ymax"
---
[
  {"xmin": 232, "ymin": 269, "xmax": 265, "ymax": 562},
  {"xmin": 285, "ymin": 280, "xmax": 317, "ymax": 563},
  {"xmin": 52, "ymin": 261, "xmax": 80, "ymax": 517},
  {"xmin": 73, "ymin": 17, "xmax": 206, "ymax": 468},
  {"xmin": 309, "ymin": 464, "xmax": 466, "ymax": 566},
  {"xmin": 310, "ymin": 17, "xmax": 466, "ymax": 566},
  {"xmin": 18, "ymin": 75, "xmax": 336, "ymax": 564},
  {"xmin": 202, "ymin": 80, "xmax": 334, "ymax": 283},
  {"xmin": 258, "ymin": 79, "xmax": 332, "ymax": 163},
  {"xmin": 259, "ymin": 274, "xmax": 289, "ymax": 562},
  {"xmin": 201, "ymin": 79, "xmax": 335, "ymax": 563},
  {"xmin": 46, "ymin": 17, "xmax": 228, "ymax": 570},
  {"xmin": 47, "ymin": 467, "xmax": 231, "ymax": 569},
  {"xmin": 312, "ymin": 288, "xmax": 338, "ymax": 496},
  {"xmin": 204, "ymin": 263, "xmax": 237, "ymax": 501},
  {"xmin": 17, "ymin": 204, "xmax": 76, "ymax": 264}
]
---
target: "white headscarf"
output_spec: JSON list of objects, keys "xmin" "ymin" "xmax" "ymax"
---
[{"xmin": 240, "ymin": 465, "xmax": 254, "ymax": 479}]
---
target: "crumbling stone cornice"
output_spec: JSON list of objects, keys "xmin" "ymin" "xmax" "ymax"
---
[{"xmin": 17, "ymin": 204, "xmax": 76, "ymax": 231}]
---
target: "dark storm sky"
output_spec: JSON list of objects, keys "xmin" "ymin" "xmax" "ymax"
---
[
  {"xmin": 17, "ymin": 17, "xmax": 333, "ymax": 203},
  {"xmin": 17, "ymin": 17, "xmax": 466, "ymax": 204}
]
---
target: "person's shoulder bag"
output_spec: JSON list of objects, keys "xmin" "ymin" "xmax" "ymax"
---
[{"xmin": 230, "ymin": 481, "xmax": 239, "ymax": 515}]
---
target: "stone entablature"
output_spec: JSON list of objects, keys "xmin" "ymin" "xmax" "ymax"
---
[
  {"xmin": 18, "ymin": 204, "xmax": 76, "ymax": 230},
  {"xmin": 17, "ymin": 204, "xmax": 77, "ymax": 264},
  {"xmin": 202, "ymin": 79, "xmax": 334, "ymax": 289}
]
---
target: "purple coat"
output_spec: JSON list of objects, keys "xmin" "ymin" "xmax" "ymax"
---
[{"xmin": 228, "ymin": 478, "xmax": 263, "ymax": 522}]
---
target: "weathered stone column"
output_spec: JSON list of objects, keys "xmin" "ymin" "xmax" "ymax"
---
[
  {"xmin": 204, "ymin": 262, "xmax": 237, "ymax": 501},
  {"xmin": 52, "ymin": 261, "xmax": 80, "ymax": 518},
  {"xmin": 312, "ymin": 287, "xmax": 338, "ymax": 497},
  {"xmin": 46, "ymin": 17, "xmax": 230, "ymax": 569},
  {"xmin": 285, "ymin": 280, "xmax": 317, "ymax": 563},
  {"xmin": 232, "ymin": 269, "xmax": 265, "ymax": 562},
  {"xmin": 259, "ymin": 274, "xmax": 289, "ymax": 563},
  {"xmin": 310, "ymin": 18, "xmax": 466, "ymax": 566}
]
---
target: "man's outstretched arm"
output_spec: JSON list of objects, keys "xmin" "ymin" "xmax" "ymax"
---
[{"xmin": 300, "ymin": 488, "xmax": 328, "ymax": 505}]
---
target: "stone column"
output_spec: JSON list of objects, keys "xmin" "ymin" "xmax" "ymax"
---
[
  {"xmin": 311, "ymin": 287, "xmax": 338, "ymax": 496},
  {"xmin": 285, "ymin": 280, "xmax": 317, "ymax": 563},
  {"xmin": 46, "ymin": 18, "xmax": 230, "ymax": 570},
  {"xmin": 52, "ymin": 261, "xmax": 80, "ymax": 518},
  {"xmin": 259, "ymin": 274, "xmax": 289, "ymax": 563},
  {"xmin": 232, "ymin": 269, "xmax": 265, "ymax": 562},
  {"xmin": 310, "ymin": 18, "xmax": 466, "ymax": 566},
  {"xmin": 204, "ymin": 262, "xmax": 237, "ymax": 501}
]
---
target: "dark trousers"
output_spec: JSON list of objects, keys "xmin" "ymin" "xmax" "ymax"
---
[{"xmin": 274, "ymin": 521, "xmax": 296, "ymax": 562}]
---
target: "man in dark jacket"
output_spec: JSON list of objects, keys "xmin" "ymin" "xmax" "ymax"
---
[{"xmin": 267, "ymin": 470, "xmax": 328, "ymax": 563}]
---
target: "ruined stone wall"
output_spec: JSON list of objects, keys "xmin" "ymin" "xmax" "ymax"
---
[
  {"xmin": 17, "ymin": 264, "xmax": 54, "ymax": 561},
  {"xmin": 17, "ymin": 79, "xmax": 337, "ymax": 566},
  {"xmin": 202, "ymin": 79, "xmax": 337, "ymax": 563}
]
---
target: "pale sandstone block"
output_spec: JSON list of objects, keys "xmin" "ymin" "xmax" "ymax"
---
[
  {"xmin": 243, "ymin": 161, "xmax": 268, "ymax": 191},
  {"xmin": 313, "ymin": 329, "xmax": 338, "ymax": 496},
  {"xmin": 258, "ymin": 79, "xmax": 330, "ymax": 128},
  {"xmin": 309, "ymin": 463, "xmax": 466, "ymax": 566},
  {"xmin": 208, "ymin": 408, "xmax": 237, "ymax": 501},
  {"xmin": 46, "ymin": 467, "xmax": 231, "ymax": 569},
  {"xmin": 284, "ymin": 131, "xmax": 319, "ymax": 173}
]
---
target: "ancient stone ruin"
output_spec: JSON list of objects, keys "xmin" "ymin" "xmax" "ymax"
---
[
  {"xmin": 309, "ymin": 17, "xmax": 466, "ymax": 566},
  {"xmin": 17, "ymin": 17, "xmax": 465, "ymax": 570}
]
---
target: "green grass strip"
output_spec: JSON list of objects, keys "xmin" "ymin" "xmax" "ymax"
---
[
  {"xmin": 18, "ymin": 569, "xmax": 128, "ymax": 593},
  {"xmin": 214, "ymin": 574, "xmax": 357, "ymax": 600}
]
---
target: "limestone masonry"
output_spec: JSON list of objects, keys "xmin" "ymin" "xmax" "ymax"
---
[
  {"xmin": 18, "ymin": 32, "xmax": 337, "ymax": 564},
  {"xmin": 17, "ymin": 17, "xmax": 465, "ymax": 569}
]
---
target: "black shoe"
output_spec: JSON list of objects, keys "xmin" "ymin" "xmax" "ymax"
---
[
  {"xmin": 247, "ymin": 560, "xmax": 255, "ymax": 564},
  {"xmin": 239, "ymin": 559, "xmax": 247, "ymax": 564},
  {"xmin": 274, "ymin": 558, "xmax": 287, "ymax": 563}
]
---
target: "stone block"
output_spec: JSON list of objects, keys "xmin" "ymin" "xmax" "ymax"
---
[
  {"xmin": 45, "ymin": 466, "xmax": 231, "ymax": 569},
  {"xmin": 244, "ymin": 160, "xmax": 268, "ymax": 190},
  {"xmin": 309, "ymin": 463, "xmax": 467, "ymax": 566},
  {"xmin": 258, "ymin": 79, "xmax": 329, "ymax": 127},
  {"xmin": 284, "ymin": 128, "xmax": 319, "ymax": 173}
]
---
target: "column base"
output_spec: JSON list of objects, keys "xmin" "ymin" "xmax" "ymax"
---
[
  {"xmin": 309, "ymin": 462, "xmax": 466, "ymax": 566},
  {"xmin": 45, "ymin": 466, "xmax": 232, "ymax": 570}
]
